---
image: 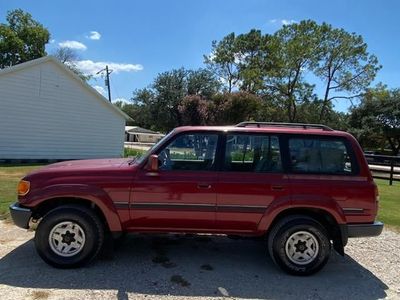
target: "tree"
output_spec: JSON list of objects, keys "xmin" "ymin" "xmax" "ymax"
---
[
  {"xmin": 178, "ymin": 95, "xmax": 210, "ymax": 125},
  {"xmin": 131, "ymin": 68, "xmax": 221, "ymax": 132},
  {"xmin": 205, "ymin": 30, "xmax": 269, "ymax": 94},
  {"xmin": 0, "ymin": 9, "xmax": 50, "ymax": 68},
  {"xmin": 210, "ymin": 92, "xmax": 262, "ymax": 125},
  {"xmin": 187, "ymin": 68, "xmax": 221, "ymax": 99},
  {"xmin": 204, "ymin": 33, "xmax": 240, "ymax": 93},
  {"xmin": 314, "ymin": 23, "xmax": 381, "ymax": 121},
  {"xmin": 234, "ymin": 29, "xmax": 269, "ymax": 93},
  {"xmin": 52, "ymin": 47, "xmax": 91, "ymax": 81},
  {"xmin": 265, "ymin": 20, "xmax": 321, "ymax": 122},
  {"xmin": 349, "ymin": 86, "xmax": 400, "ymax": 155}
]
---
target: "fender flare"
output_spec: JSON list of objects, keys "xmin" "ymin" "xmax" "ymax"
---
[
  {"xmin": 28, "ymin": 184, "xmax": 122, "ymax": 232},
  {"xmin": 257, "ymin": 195, "xmax": 347, "ymax": 233}
]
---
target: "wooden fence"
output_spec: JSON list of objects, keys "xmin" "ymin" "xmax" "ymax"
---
[{"xmin": 365, "ymin": 154, "xmax": 400, "ymax": 185}]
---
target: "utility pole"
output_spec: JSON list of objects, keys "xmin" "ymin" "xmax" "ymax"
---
[{"xmin": 96, "ymin": 65, "xmax": 113, "ymax": 102}]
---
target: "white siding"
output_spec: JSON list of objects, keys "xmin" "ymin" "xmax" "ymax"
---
[{"xmin": 0, "ymin": 61, "xmax": 125, "ymax": 159}]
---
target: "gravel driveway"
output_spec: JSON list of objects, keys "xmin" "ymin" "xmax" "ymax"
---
[{"xmin": 0, "ymin": 221, "xmax": 399, "ymax": 300}]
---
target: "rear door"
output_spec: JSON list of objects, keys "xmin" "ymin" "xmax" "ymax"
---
[
  {"xmin": 216, "ymin": 133, "xmax": 290, "ymax": 232},
  {"xmin": 285, "ymin": 135, "xmax": 371, "ymax": 221}
]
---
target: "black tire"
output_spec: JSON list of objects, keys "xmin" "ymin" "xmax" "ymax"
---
[
  {"xmin": 268, "ymin": 215, "xmax": 331, "ymax": 276},
  {"xmin": 35, "ymin": 205, "xmax": 104, "ymax": 268}
]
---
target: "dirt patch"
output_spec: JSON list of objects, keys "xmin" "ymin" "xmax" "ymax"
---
[{"xmin": 31, "ymin": 290, "xmax": 50, "ymax": 299}]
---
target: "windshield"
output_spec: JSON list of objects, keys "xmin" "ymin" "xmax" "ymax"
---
[{"xmin": 135, "ymin": 129, "xmax": 175, "ymax": 164}]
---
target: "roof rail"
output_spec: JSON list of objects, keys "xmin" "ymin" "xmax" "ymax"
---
[{"xmin": 235, "ymin": 121, "xmax": 334, "ymax": 131}]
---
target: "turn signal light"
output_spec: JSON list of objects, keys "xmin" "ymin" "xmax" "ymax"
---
[{"xmin": 17, "ymin": 180, "xmax": 30, "ymax": 196}]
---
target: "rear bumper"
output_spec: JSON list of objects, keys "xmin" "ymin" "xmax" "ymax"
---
[
  {"xmin": 9, "ymin": 202, "xmax": 32, "ymax": 229},
  {"xmin": 346, "ymin": 221, "xmax": 384, "ymax": 238}
]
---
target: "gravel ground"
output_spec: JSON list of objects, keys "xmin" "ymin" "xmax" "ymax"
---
[{"xmin": 0, "ymin": 221, "xmax": 399, "ymax": 300}]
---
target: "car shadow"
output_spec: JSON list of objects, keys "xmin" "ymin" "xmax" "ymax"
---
[{"xmin": 0, "ymin": 234, "xmax": 389, "ymax": 300}]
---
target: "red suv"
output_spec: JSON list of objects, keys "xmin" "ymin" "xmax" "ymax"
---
[{"xmin": 10, "ymin": 122, "xmax": 383, "ymax": 275}]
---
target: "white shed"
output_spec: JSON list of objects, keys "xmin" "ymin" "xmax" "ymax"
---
[
  {"xmin": 125, "ymin": 126, "xmax": 164, "ymax": 143},
  {"xmin": 0, "ymin": 56, "xmax": 129, "ymax": 160}
]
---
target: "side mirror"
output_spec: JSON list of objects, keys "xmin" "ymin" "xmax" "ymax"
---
[{"xmin": 147, "ymin": 154, "xmax": 159, "ymax": 172}]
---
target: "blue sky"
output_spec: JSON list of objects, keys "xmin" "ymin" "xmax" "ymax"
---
[{"xmin": 1, "ymin": 0, "xmax": 399, "ymax": 111}]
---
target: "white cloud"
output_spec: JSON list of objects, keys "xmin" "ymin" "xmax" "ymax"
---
[
  {"xmin": 281, "ymin": 19, "xmax": 297, "ymax": 25},
  {"xmin": 113, "ymin": 97, "xmax": 129, "ymax": 103},
  {"xmin": 88, "ymin": 31, "xmax": 101, "ymax": 40},
  {"xmin": 93, "ymin": 85, "xmax": 106, "ymax": 95},
  {"xmin": 49, "ymin": 39, "xmax": 56, "ymax": 44},
  {"xmin": 74, "ymin": 60, "xmax": 143, "ymax": 76},
  {"xmin": 269, "ymin": 19, "xmax": 297, "ymax": 25},
  {"xmin": 58, "ymin": 40, "xmax": 87, "ymax": 50}
]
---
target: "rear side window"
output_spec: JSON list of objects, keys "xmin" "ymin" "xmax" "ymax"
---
[
  {"xmin": 288, "ymin": 137, "xmax": 355, "ymax": 175},
  {"xmin": 224, "ymin": 134, "xmax": 282, "ymax": 173}
]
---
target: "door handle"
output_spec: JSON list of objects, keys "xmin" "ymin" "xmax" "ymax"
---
[
  {"xmin": 197, "ymin": 183, "xmax": 212, "ymax": 189},
  {"xmin": 271, "ymin": 185, "xmax": 284, "ymax": 191}
]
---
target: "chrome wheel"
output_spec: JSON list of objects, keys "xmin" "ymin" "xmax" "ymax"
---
[
  {"xmin": 285, "ymin": 230, "xmax": 319, "ymax": 265},
  {"xmin": 48, "ymin": 221, "xmax": 86, "ymax": 257}
]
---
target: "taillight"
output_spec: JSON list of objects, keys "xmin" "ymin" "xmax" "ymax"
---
[{"xmin": 374, "ymin": 185, "xmax": 380, "ymax": 202}]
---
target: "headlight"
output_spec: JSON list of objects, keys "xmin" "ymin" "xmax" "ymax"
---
[{"xmin": 17, "ymin": 180, "xmax": 30, "ymax": 196}]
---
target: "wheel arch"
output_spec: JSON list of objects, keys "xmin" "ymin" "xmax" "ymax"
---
[
  {"xmin": 262, "ymin": 207, "xmax": 347, "ymax": 255},
  {"xmin": 31, "ymin": 197, "xmax": 122, "ymax": 232}
]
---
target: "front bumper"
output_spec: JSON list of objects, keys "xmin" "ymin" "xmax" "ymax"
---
[
  {"xmin": 9, "ymin": 202, "xmax": 32, "ymax": 229},
  {"xmin": 346, "ymin": 221, "xmax": 384, "ymax": 238}
]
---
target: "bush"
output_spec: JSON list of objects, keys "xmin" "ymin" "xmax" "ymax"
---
[{"xmin": 124, "ymin": 148, "xmax": 145, "ymax": 157}]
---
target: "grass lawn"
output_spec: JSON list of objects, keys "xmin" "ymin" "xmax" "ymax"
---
[
  {"xmin": 375, "ymin": 179, "xmax": 400, "ymax": 229},
  {"xmin": 1, "ymin": 164, "xmax": 399, "ymax": 229},
  {"xmin": 0, "ymin": 164, "xmax": 45, "ymax": 219}
]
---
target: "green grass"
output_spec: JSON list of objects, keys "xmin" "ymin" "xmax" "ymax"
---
[
  {"xmin": 124, "ymin": 148, "xmax": 146, "ymax": 157},
  {"xmin": 1, "ymin": 164, "xmax": 399, "ymax": 229},
  {"xmin": 0, "ymin": 164, "xmax": 45, "ymax": 219},
  {"xmin": 375, "ymin": 179, "xmax": 400, "ymax": 229}
]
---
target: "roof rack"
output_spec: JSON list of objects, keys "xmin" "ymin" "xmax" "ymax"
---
[{"xmin": 235, "ymin": 121, "xmax": 334, "ymax": 131}]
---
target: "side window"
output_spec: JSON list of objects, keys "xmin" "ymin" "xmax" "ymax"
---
[
  {"xmin": 289, "ymin": 137, "xmax": 354, "ymax": 174},
  {"xmin": 158, "ymin": 133, "xmax": 218, "ymax": 171},
  {"xmin": 224, "ymin": 134, "xmax": 282, "ymax": 173}
]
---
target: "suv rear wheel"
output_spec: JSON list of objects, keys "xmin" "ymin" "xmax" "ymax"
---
[
  {"xmin": 268, "ymin": 215, "xmax": 331, "ymax": 276},
  {"xmin": 35, "ymin": 205, "xmax": 104, "ymax": 268}
]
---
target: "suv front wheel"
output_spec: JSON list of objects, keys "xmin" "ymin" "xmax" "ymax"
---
[
  {"xmin": 268, "ymin": 215, "xmax": 331, "ymax": 276},
  {"xmin": 35, "ymin": 205, "xmax": 104, "ymax": 268}
]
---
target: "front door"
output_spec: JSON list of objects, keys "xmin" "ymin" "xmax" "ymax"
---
[
  {"xmin": 216, "ymin": 133, "xmax": 289, "ymax": 232},
  {"xmin": 131, "ymin": 132, "xmax": 219, "ymax": 231}
]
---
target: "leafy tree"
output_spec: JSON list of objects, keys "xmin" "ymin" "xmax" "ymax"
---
[
  {"xmin": 204, "ymin": 33, "xmax": 239, "ymax": 93},
  {"xmin": 349, "ymin": 86, "xmax": 400, "ymax": 155},
  {"xmin": 187, "ymin": 68, "xmax": 221, "ymax": 99},
  {"xmin": 296, "ymin": 99, "xmax": 349, "ymax": 130},
  {"xmin": 131, "ymin": 68, "xmax": 221, "ymax": 131},
  {"xmin": 205, "ymin": 30, "xmax": 269, "ymax": 94},
  {"xmin": 234, "ymin": 29, "xmax": 269, "ymax": 93},
  {"xmin": 210, "ymin": 92, "xmax": 262, "ymax": 125},
  {"xmin": 178, "ymin": 95, "xmax": 210, "ymax": 125},
  {"xmin": 266, "ymin": 20, "xmax": 321, "ymax": 122},
  {"xmin": 0, "ymin": 9, "xmax": 50, "ymax": 68},
  {"xmin": 314, "ymin": 23, "xmax": 381, "ymax": 121},
  {"xmin": 52, "ymin": 47, "xmax": 91, "ymax": 81}
]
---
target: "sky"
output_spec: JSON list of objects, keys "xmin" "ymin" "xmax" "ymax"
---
[{"xmin": 1, "ymin": 0, "xmax": 399, "ymax": 112}]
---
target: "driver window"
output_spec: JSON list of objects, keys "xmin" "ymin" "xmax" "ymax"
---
[{"xmin": 158, "ymin": 133, "xmax": 218, "ymax": 171}]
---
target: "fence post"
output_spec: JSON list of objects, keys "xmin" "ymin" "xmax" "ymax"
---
[{"xmin": 389, "ymin": 159, "xmax": 394, "ymax": 186}]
